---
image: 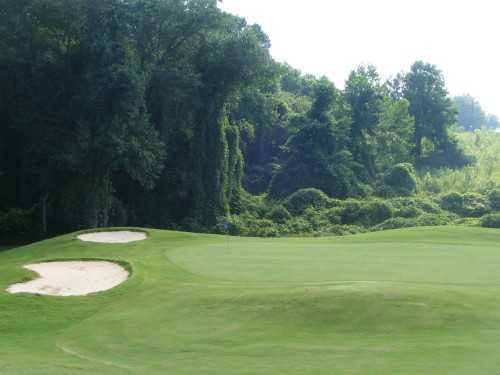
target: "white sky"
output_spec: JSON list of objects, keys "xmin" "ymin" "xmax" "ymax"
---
[{"xmin": 219, "ymin": 0, "xmax": 500, "ymax": 117}]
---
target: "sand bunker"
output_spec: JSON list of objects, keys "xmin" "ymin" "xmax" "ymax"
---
[
  {"xmin": 77, "ymin": 231, "xmax": 146, "ymax": 243},
  {"xmin": 7, "ymin": 261, "xmax": 129, "ymax": 296}
]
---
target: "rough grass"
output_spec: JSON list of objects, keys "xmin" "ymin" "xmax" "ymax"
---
[{"xmin": 2, "ymin": 227, "xmax": 500, "ymax": 374}]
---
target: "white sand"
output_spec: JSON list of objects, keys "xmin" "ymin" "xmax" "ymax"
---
[
  {"xmin": 7, "ymin": 261, "xmax": 129, "ymax": 296},
  {"xmin": 77, "ymin": 231, "xmax": 146, "ymax": 243}
]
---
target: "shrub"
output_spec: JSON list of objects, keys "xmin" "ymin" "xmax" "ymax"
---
[
  {"xmin": 340, "ymin": 200, "xmax": 364, "ymax": 224},
  {"xmin": 394, "ymin": 206, "xmax": 422, "ymax": 218},
  {"xmin": 302, "ymin": 207, "xmax": 330, "ymax": 231},
  {"xmin": 286, "ymin": 217, "xmax": 314, "ymax": 234},
  {"xmin": 0, "ymin": 208, "xmax": 34, "ymax": 237},
  {"xmin": 487, "ymin": 188, "xmax": 500, "ymax": 211},
  {"xmin": 453, "ymin": 217, "xmax": 480, "ymax": 226},
  {"xmin": 439, "ymin": 192, "xmax": 490, "ymax": 217},
  {"xmin": 266, "ymin": 206, "xmax": 292, "ymax": 224},
  {"xmin": 284, "ymin": 188, "xmax": 330, "ymax": 215},
  {"xmin": 322, "ymin": 208, "xmax": 342, "ymax": 225},
  {"xmin": 415, "ymin": 213, "xmax": 454, "ymax": 226},
  {"xmin": 380, "ymin": 163, "xmax": 418, "ymax": 197},
  {"xmin": 373, "ymin": 217, "xmax": 416, "ymax": 231},
  {"xmin": 239, "ymin": 192, "xmax": 268, "ymax": 218},
  {"xmin": 362, "ymin": 201, "xmax": 393, "ymax": 225},
  {"xmin": 389, "ymin": 197, "xmax": 441, "ymax": 216},
  {"xmin": 481, "ymin": 213, "xmax": 500, "ymax": 228},
  {"xmin": 327, "ymin": 224, "xmax": 364, "ymax": 236}
]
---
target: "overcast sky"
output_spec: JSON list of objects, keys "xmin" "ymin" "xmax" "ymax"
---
[{"xmin": 219, "ymin": 0, "xmax": 500, "ymax": 117}]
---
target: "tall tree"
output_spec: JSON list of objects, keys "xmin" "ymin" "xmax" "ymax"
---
[
  {"xmin": 453, "ymin": 95, "xmax": 486, "ymax": 131},
  {"xmin": 269, "ymin": 79, "xmax": 357, "ymax": 198},
  {"xmin": 344, "ymin": 65, "xmax": 384, "ymax": 177},
  {"xmin": 402, "ymin": 61, "xmax": 457, "ymax": 161}
]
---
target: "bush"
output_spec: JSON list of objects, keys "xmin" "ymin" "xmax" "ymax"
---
[
  {"xmin": 322, "ymin": 208, "xmax": 342, "ymax": 225},
  {"xmin": 415, "ymin": 213, "xmax": 454, "ymax": 226},
  {"xmin": 0, "ymin": 208, "xmax": 34, "ymax": 237},
  {"xmin": 394, "ymin": 206, "xmax": 422, "ymax": 218},
  {"xmin": 373, "ymin": 217, "xmax": 416, "ymax": 231},
  {"xmin": 389, "ymin": 197, "xmax": 441, "ymax": 217},
  {"xmin": 286, "ymin": 217, "xmax": 314, "ymax": 234},
  {"xmin": 481, "ymin": 213, "xmax": 500, "ymax": 228},
  {"xmin": 363, "ymin": 201, "xmax": 393, "ymax": 225},
  {"xmin": 302, "ymin": 207, "xmax": 330, "ymax": 231},
  {"xmin": 340, "ymin": 200, "xmax": 393, "ymax": 226},
  {"xmin": 487, "ymin": 188, "xmax": 500, "ymax": 211},
  {"xmin": 284, "ymin": 188, "xmax": 330, "ymax": 215},
  {"xmin": 327, "ymin": 224, "xmax": 364, "ymax": 236},
  {"xmin": 266, "ymin": 206, "xmax": 292, "ymax": 224},
  {"xmin": 340, "ymin": 200, "xmax": 364, "ymax": 224},
  {"xmin": 439, "ymin": 192, "xmax": 490, "ymax": 217},
  {"xmin": 380, "ymin": 163, "xmax": 418, "ymax": 197},
  {"xmin": 453, "ymin": 217, "xmax": 480, "ymax": 226},
  {"xmin": 239, "ymin": 192, "xmax": 268, "ymax": 218}
]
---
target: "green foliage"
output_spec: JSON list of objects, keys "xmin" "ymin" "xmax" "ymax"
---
[
  {"xmin": 339, "ymin": 200, "xmax": 393, "ymax": 226},
  {"xmin": 400, "ymin": 61, "xmax": 459, "ymax": 164},
  {"xmin": 284, "ymin": 188, "xmax": 330, "ymax": 215},
  {"xmin": 415, "ymin": 212, "xmax": 456, "ymax": 226},
  {"xmin": 0, "ymin": 208, "xmax": 34, "ymax": 238},
  {"xmin": 487, "ymin": 188, "xmax": 500, "ymax": 211},
  {"xmin": 344, "ymin": 65, "xmax": 384, "ymax": 175},
  {"xmin": 420, "ymin": 131, "xmax": 500, "ymax": 195},
  {"xmin": 480, "ymin": 213, "xmax": 500, "ymax": 228},
  {"xmin": 266, "ymin": 206, "xmax": 292, "ymax": 224},
  {"xmin": 373, "ymin": 99, "xmax": 415, "ymax": 171},
  {"xmin": 340, "ymin": 200, "xmax": 365, "ymax": 224},
  {"xmin": 454, "ymin": 95, "xmax": 486, "ymax": 132},
  {"xmin": 0, "ymin": 0, "xmax": 483, "ymax": 239},
  {"xmin": 363, "ymin": 201, "xmax": 394, "ymax": 224},
  {"xmin": 379, "ymin": 163, "xmax": 418, "ymax": 197},
  {"xmin": 439, "ymin": 192, "xmax": 490, "ymax": 217},
  {"xmin": 374, "ymin": 217, "xmax": 417, "ymax": 231}
]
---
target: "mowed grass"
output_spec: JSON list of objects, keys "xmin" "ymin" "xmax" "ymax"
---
[{"xmin": 2, "ymin": 227, "xmax": 500, "ymax": 374}]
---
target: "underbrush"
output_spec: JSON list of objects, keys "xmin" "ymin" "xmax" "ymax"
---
[{"xmin": 218, "ymin": 188, "xmax": 500, "ymax": 237}]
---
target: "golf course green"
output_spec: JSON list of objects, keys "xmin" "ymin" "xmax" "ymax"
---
[{"xmin": 2, "ymin": 226, "xmax": 500, "ymax": 374}]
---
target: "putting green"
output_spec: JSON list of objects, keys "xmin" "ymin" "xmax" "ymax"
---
[{"xmin": 2, "ymin": 226, "xmax": 500, "ymax": 374}]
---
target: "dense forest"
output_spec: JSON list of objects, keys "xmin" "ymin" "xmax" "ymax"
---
[{"xmin": 2, "ymin": 0, "xmax": 500, "ymax": 241}]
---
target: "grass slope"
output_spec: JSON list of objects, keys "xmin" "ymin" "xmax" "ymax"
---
[{"xmin": 1, "ymin": 227, "xmax": 500, "ymax": 374}]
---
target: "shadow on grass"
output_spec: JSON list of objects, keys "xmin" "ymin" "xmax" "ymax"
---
[{"xmin": 0, "ymin": 245, "xmax": 19, "ymax": 252}]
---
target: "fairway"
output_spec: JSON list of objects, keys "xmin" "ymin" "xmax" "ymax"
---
[{"xmin": 2, "ymin": 227, "xmax": 500, "ymax": 374}]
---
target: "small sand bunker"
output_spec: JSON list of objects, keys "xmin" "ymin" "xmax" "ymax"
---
[
  {"xmin": 77, "ymin": 231, "xmax": 146, "ymax": 244},
  {"xmin": 7, "ymin": 261, "xmax": 129, "ymax": 296}
]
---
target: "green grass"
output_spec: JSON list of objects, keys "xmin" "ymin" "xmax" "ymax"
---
[
  {"xmin": 2, "ymin": 227, "xmax": 500, "ymax": 374},
  {"xmin": 0, "ymin": 245, "xmax": 17, "ymax": 252}
]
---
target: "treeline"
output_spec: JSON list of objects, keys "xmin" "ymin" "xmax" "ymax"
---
[
  {"xmin": 453, "ymin": 95, "xmax": 499, "ymax": 132},
  {"xmin": 0, "ymin": 0, "xmax": 472, "ymax": 240}
]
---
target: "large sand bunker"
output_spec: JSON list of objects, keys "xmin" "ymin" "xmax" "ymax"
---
[
  {"xmin": 77, "ymin": 231, "xmax": 146, "ymax": 243},
  {"xmin": 7, "ymin": 261, "xmax": 129, "ymax": 296}
]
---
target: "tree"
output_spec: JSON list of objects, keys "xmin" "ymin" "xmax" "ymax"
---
[
  {"xmin": 485, "ymin": 114, "xmax": 500, "ymax": 130},
  {"xmin": 402, "ymin": 61, "xmax": 459, "ymax": 164},
  {"xmin": 344, "ymin": 65, "xmax": 384, "ymax": 176},
  {"xmin": 269, "ymin": 80, "xmax": 357, "ymax": 198},
  {"xmin": 373, "ymin": 99, "xmax": 415, "ymax": 171},
  {"xmin": 453, "ymin": 95, "xmax": 486, "ymax": 131}
]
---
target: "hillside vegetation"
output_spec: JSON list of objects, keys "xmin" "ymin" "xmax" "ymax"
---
[{"xmin": 2, "ymin": 0, "xmax": 489, "ymax": 242}]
